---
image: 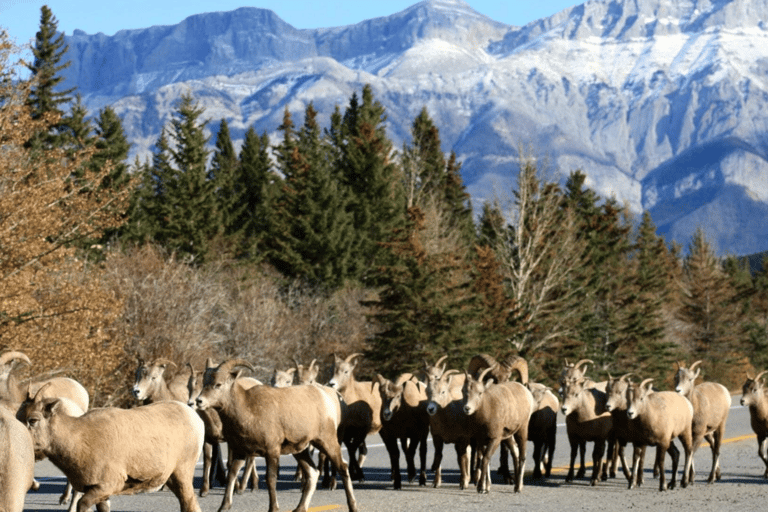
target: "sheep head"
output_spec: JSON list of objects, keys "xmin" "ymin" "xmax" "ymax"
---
[
  {"xmin": 295, "ymin": 359, "xmax": 319, "ymax": 385},
  {"xmin": 605, "ymin": 373, "xmax": 634, "ymax": 412},
  {"xmin": 741, "ymin": 370, "xmax": 768, "ymax": 407},
  {"xmin": 462, "ymin": 367, "xmax": 493, "ymax": 416},
  {"xmin": 626, "ymin": 378, "xmax": 654, "ymax": 420},
  {"xmin": 196, "ymin": 359, "xmax": 254, "ymax": 411},
  {"xmin": 24, "ymin": 383, "xmax": 64, "ymax": 459},
  {"xmin": 377, "ymin": 375, "xmax": 405, "ymax": 421},
  {"xmin": 328, "ymin": 353, "xmax": 362, "ymax": 392},
  {"xmin": 422, "ymin": 355, "xmax": 449, "ymax": 384},
  {"xmin": 560, "ymin": 374, "xmax": 591, "ymax": 417},
  {"xmin": 426, "ymin": 369, "xmax": 459, "ymax": 416},
  {"xmin": 673, "ymin": 360, "xmax": 702, "ymax": 396},
  {"xmin": 132, "ymin": 358, "xmax": 175, "ymax": 401},
  {"xmin": 270, "ymin": 367, "xmax": 296, "ymax": 388}
]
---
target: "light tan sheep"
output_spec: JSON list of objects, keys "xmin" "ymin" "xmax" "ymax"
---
[
  {"xmin": 626, "ymin": 378, "xmax": 694, "ymax": 491},
  {"xmin": 462, "ymin": 367, "xmax": 534, "ymax": 493},
  {"xmin": 25, "ymin": 395, "xmax": 204, "ymax": 512},
  {"xmin": 0, "ymin": 405, "xmax": 34, "ymax": 512},
  {"xmin": 195, "ymin": 359, "xmax": 358, "ymax": 512},
  {"xmin": 740, "ymin": 370, "xmax": 768, "ymax": 478},
  {"xmin": 673, "ymin": 360, "xmax": 731, "ymax": 484}
]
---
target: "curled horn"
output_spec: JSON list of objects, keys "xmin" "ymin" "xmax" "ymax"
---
[
  {"xmin": 309, "ymin": 359, "xmax": 317, "ymax": 370},
  {"xmin": 619, "ymin": 372, "xmax": 635, "ymax": 383},
  {"xmin": 33, "ymin": 381, "xmax": 54, "ymax": 403},
  {"xmin": 503, "ymin": 355, "xmax": 529, "ymax": 385},
  {"xmin": 574, "ymin": 359, "xmax": 594, "ymax": 373},
  {"xmin": 153, "ymin": 358, "xmax": 177, "ymax": 370},
  {"xmin": 186, "ymin": 362, "xmax": 197, "ymax": 378},
  {"xmin": 442, "ymin": 369, "xmax": 460, "ymax": 382},
  {"xmin": 219, "ymin": 359, "xmax": 255, "ymax": 374},
  {"xmin": 0, "ymin": 351, "xmax": 31, "ymax": 367},
  {"xmin": 689, "ymin": 360, "xmax": 703, "ymax": 372},
  {"xmin": 639, "ymin": 378, "xmax": 654, "ymax": 392},
  {"xmin": 434, "ymin": 355, "xmax": 449, "ymax": 372},
  {"xmin": 478, "ymin": 366, "xmax": 494, "ymax": 384},
  {"xmin": 754, "ymin": 370, "xmax": 768, "ymax": 383},
  {"xmin": 345, "ymin": 353, "xmax": 363, "ymax": 364},
  {"xmin": 467, "ymin": 354, "xmax": 498, "ymax": 379}
]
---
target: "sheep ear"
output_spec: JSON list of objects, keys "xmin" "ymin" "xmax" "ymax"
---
[
  {"xmin": 43, "ymin": 398, "xmax": 62, "ymax": 417},
  {"xmin": 230, "ymin": 368, "xmax": 243, "ymax": 381}
]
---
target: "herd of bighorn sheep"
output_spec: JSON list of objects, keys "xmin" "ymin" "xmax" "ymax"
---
[{"xmin": 3, "ymin": 348, "xmax": 768, "ymax": 511}]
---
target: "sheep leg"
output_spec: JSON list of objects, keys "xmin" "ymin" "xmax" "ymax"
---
[
  {"xmin": 667, "ymin": 441, "xmax": 680, "ymax": 490},
  {"xmin": 510, "ymin": 434, "xmax": 525, "ymax": 493},
  {"xmin": 456, "ymin": 441, "xmax": 471, "ymax": 490},
  {"xmin": 687, "ymin": 432, "xmax": 705, "ymax": 485},
  {"xmin": 636, "ymin": 446, "xmax": 646, "ymax": 486},
  {"xmin": 707, "ymin": 426, "xmax": 724, "ymax": 483},
  {"xmin": 263, "ymin": 452, "xmax": 281, "ymax": 512},
  {"xmin": 498, "ymin": 442, "xmax": 512, "ymax": 483},
  {"xmin": 313, "ymin": 436, "xmax": 359, "ymax": 512},
  {"xmin": 757, "ymin": 435, "xmax": 768, "ymax": 478},
  {"xmin": 628, "ymin": 444, "xmax": 643, "ymax": 489},
  {"xmin": 212, "ymin": 441, "xmax": 228, "ymax": 487},
  {"xmin": 616, "ymin": 439, "xmax": 631, "ymax": 482},
  {"xmin": 417, "ymin": 428, "xmax": 428, "ymax": 486},
  {"xmin": 431, "ymin": 436, "xmax": 444, "ymax": 488},
  {"xmin": 381, "ymin": 432, "xmax": 403, "ymax": 489},
  {"xmin": 220, "ymin": 457, "xmax": 245, "ymax": 511},
  {"xmin": 165, "ymin": 470, "xmax": 203, "ymax": 512},
  {"xmin": 292, "ymin": 448, "xmax": 320, "ymax": 512},
  {"xmin": 67, "ymin": 490, "xmax": 83, "ymax": 512},
  {"xmin": 655, "ymin": 442, "xmax": 669, "ymax": 491},
  {"xmin": 59, "ymin": 480, "xmax": 73, "ymax": 505},
  {"xmin": 75, "ymin": 485, "xmax": 110, "ymax": 512},
  {"xmin": 590, "ymin": 440, "xmax": 606, "ymax": 486},
  {"xmin": 403, "ymin": 435, "xmax": 418, "ymax": 483},
  {"xmin": 576, "ymin": 440, "xmax": 587, "ymax": 479},
  {"xmin": 566, "ymin": 435, "xmax": 579, "ymax": 482},
  {"xmin": 679, "ymin": 429, "xmax": 694, "ymax": 489},
  {"xmin": 200, "ymin": 442, "xmax": 213, "ymax": 496},
  {"xmin": 545, "ymin": 427, "xmax": 556, "ymax": 478},
  {"xmin": 236, "ymin": 455, "xmax": 258, "ymax": 493}
]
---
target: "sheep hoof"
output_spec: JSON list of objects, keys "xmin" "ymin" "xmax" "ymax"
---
[{"xmin": 31, "ymin": 479, "xmax": 40, "ymax": 492}]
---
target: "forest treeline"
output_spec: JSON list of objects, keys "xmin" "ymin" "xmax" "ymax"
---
[{"xmin": 1, "ymin": 8, "xmax": 767, "ymax": 405}]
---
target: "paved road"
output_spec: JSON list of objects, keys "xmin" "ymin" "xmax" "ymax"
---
[{"xmin": 23, "ymin": 395, "xmax": 768, "ymax": 512}]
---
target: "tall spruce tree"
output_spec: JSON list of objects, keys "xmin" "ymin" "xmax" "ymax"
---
[
  {"xmin": 26, "ymin": 5, "xmax": 74, "ymax": 148},
  {"xmin": 125, "ymin": 93, "xmax": 218, "ymax": 262},
  {"xmin": 235, "ymin": 127, "xmax": 278, "ymax": 260},
  {"xmin": 338, "ymin": 85, "xmax": 406, "ymax": 283},
  {"xmin": 209, "ymin": 119, "xmax": 240, "ymax": 240},
  {"xmin": 270, "ymin": 104, "xmax": 356, "ymax": 288},
  {"xmin": 679, "ymin": 228, "xmax": 741, "ymax": 380}
]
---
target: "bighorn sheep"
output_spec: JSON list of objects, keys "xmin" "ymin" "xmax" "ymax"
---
[
  {"xmin": 25, "ymin": 393, "xmax": 204, "ymax": 512},
  {"xmin": 525, "ymin": 381, "xmax": 559, "ymax": 479},
  {"xmin": 0, "ymin": 351, "xmax": 89, "ymax": 412},
  {"xmin": 270, "ymin": 367, "xmax": 295, "ymax": 388},
  {"xmin": 377, "ymin": 373, "xmax": 430, "ymax": 488},
  {"xmin": 295, "ymin": 359, "xmax": 319, "ymax": 385},
  {"xmin": 673, "ymin": 360, "xmax": 731, "ymax": 484},
  {"xmin": 560, "ymin": 374, "xmax": 614, "ymax": 485},
  {"xmin": 327, "ymin": 353, "xmax": 382, "ymax": 482},
  {"xmin": 0, "ymin": 405, "xmax": 34, "ymax": 512},
  {"xmin": 462, "ymin": 367, "xmax": 534, "ymax": 493},
  {"xmin": 132, "ymin": 357, "xmax": 189, "ymax": 404},
  {"xmin": 740, "ymin": 370, "xmax": 768, "ymax": 478},
  {"xmin": 195, "ymin": 358, "xmax": 358, "ymax": 512},
  {"xmin": 626, "ymin": 378, "xmax": 694, "ymax": 491},
  {"xmin": 186, "ymin": 363, "xmax": 260, "ymax": 496},
  {"xmin": 17, "ymin": 383, "xmax": 86, "ymax": 512},
  {"xmin": 422, "ymin": 355, "xmax": 464, "ymax": 400},
  {"xmin": 425, "ymin": 370, "xmax": 476, "ymax": 488}
]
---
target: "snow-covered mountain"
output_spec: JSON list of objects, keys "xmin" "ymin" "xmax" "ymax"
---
[{"xmin": 60, "ymin": 0, "xmax": 768, "ymax": 255}]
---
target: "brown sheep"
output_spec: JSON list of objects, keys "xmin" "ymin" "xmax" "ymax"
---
[{"xmin": 740, "ymin": 370, "xmax": 768, "ymax": 478}]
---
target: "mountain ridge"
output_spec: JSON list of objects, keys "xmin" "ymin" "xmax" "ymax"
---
[{"xmin": 60, "ymin": 0, "xmax": 768, "ymax": 256}]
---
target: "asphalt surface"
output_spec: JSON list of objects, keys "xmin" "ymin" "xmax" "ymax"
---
[{"xmin": 22, "ymin": 394, "xmax": 768, "ymax": 512}]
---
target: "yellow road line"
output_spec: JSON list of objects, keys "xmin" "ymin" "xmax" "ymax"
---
[{"xmin": 308, "ymin": 505, "xmax": 342, "ymax": 512}]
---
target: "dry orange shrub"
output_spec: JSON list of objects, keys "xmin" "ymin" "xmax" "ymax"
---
[{"xmin": 0, "ymin": 33, "xmax": 131, "ymax": 403}]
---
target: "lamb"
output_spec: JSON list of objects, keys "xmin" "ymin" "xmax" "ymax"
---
[
  {"xmin": 0, "ymin": 405, "xmax": 34, "ymax": 512},
  {"xmin": 740, "ymin": 370, "xmax": 768, "ymax": 477},
  {"xmin": 25, "ymin": 392, "xmax": 204, "ymax": 512},
  {"xmin": 327, "ymin": 353, "xmax": 382, "ymax": 482},
  {"xmin": 270, "ymin": 367, "xmax": 295, "ymax": 388},
  {"xmin": 0, "ymin": 351, "xmax": 89, "ymax": 412},
  {"xmin": 673, "ymin": 360, "xmax": 731, "ymax": 484},
  {"xmin": 295, "ymin": 358, "xmax": 319, "ymax": 385},
  {"xmin": 377, "ymin": 373, "xmax": 430, "ymax": 488},
  {"xmin": 195, "ymin": 359, "xmax": 358, "ymax": 512},
  {"xmin": 626, "ymin": 378, "xmax": 694, "ymax": 491},
  {"xmin": 560, "ymin": 374, "xmax": 614, "ymax": 485},
  {"xmin": 462, "ymin": 367, "xmax": 534, "ymax": 493},
  {"xmin": 425, "ymin": 370, "xmax": 476, "ymax": 489}
]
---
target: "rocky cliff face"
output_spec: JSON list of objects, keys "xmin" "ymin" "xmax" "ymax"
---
[{"xmin": 61, "ymin": 0, "xmax": 768, "ymax": 255}]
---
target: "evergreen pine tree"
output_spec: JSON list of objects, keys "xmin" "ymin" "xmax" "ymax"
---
[
  {"xmin": 236, "ymin": 127, "xmax": 279, "ymax": 260},
  {"xmin": 209, "ymin": 119, "xmax": 240, "ymax": 239},
  {"xmin": 25, "ymin": 5, "xmax": 74, "ymax": 148},
  {"xmin": 91, "ymin": 106, "xmax": 131, "ymax": 190},
  {"xmin": 124, "ymin": 94, "xmax": 218, "ymax": 262},
  {"xmin": 339, "ymin": 85, "xmax": 406, "ymax": 283},
  {"xmin": 270, "ymin": 104, "xmax": 356, "ymax": 288}
]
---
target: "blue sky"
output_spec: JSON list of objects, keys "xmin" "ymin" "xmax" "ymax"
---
[{"xmin": 2, "ymin": 0, "xmax": 579, "ymax": 46}]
